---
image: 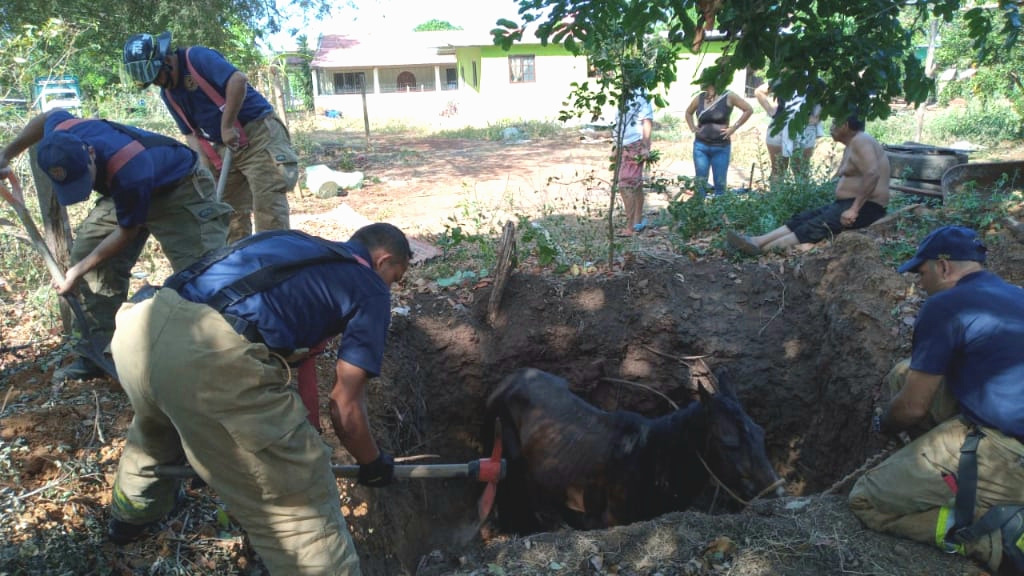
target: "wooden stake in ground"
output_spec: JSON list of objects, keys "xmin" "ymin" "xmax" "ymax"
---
[{"xmin": 488, "ymin": 220, "xmax": 517, "ymax": 326}]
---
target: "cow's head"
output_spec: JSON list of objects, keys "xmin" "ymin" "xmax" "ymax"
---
[{"xmin": 698, "ymin": 378, "xmax": 783, "ymax": 502}]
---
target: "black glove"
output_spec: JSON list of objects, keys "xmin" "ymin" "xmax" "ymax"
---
[{"xmin": 357, "ymin": 453, "xmax": 395, "ymax": 487}]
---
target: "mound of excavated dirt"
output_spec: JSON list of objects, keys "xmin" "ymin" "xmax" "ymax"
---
[
  {"xmin": 415, "ymin": 496, "xmax": 982, "ymax": 576},
  {"xmin": 335, "ymin": 228, "xmax": 1024, "ymax": 575}
]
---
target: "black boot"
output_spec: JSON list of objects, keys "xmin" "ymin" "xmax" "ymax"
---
[{"xmin": 53, "ymin": 357, "xmax": 104, "ymax": 381}]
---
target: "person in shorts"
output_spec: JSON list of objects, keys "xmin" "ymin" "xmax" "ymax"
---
[{"xmin": 726, "ymin": 115, "xmax": 889, "ymax": 255}]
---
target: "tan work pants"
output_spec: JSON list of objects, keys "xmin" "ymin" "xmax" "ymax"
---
[
  {"xmin": 849, "ymin": 360, "xmax": 1024, "ymax": 572},
  {"xmin": 216, "ymin": 114, "xmax": 298, "ymax": 242},
  {"xmin": 110, "ymin": 289, "xmax": 360, "ymax": 575},
  {"xmin": 70, "ymin": 164, "xmax": 231, "ymax": 342}
]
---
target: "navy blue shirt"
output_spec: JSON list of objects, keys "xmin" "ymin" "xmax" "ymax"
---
[
  {"xmin": 175, "ymin": 232, "xmax": 392, "ymax": 376},
  {"xmin": 45, "ymin": 111, "xmax": 196, "ymax": 227},
  {"xmin": 910, "ymin": 270, "xmax": 1024, "ymax": 438},
  {"xmin": 160, "ymin": 46, "xmax": 273, "ymax": 144}
]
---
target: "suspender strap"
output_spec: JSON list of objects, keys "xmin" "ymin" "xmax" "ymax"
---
[
  {"xmin": 950, "ymin": 426, "xmax": 985, "ymax": 540},
  {"xmin": 163, "ymin": 230, "xmax": 371, "ymax": 346},
  {"xmin": 952, "ymin": 505, "xmax": 1024, "ymax": 544},
  {"xmin": 205, "ymin": 252, "xmax": 354, "ymax": 312},
  {"xmin": 163, "ymin": 229, "xmax": 296, "ymax": 291},
  {"xmin": 162, "ymin": 47, "xmax": 248, "ymax": 171},
  {"xmin": 54, "ymin": 119, "xmax": 146, "ymax": 189}
]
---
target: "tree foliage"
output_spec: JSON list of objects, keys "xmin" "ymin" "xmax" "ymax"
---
[
  {"xmin": 0, "ymin": 0, "xmax": 337, "ymax": 95},
  {"xmin": 934, "ymin": 6, "xmax": 1023, "ymax": 122},
  {"xmin": 414, "ymin": 19, "xmax": 463, "ymax": 32},
  {"xmin": 493, "ymin": 0, "xmax": 1022, "ymax": 129}
]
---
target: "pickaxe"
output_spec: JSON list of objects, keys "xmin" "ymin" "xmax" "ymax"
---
[
  {"xmin": 147, "ymin": 419, "xmax": 506, "ymax": 522},
  {"xmin": 0, "ymin": 173, "xmax": 117, "ymax": 380}
]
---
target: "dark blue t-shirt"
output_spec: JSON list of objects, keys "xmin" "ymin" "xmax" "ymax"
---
[
  {"xmin": 175, "ymin": 232, "xmax": 392, "ymax": 376},
  {"xmin": 910, "ymin": 270, "xmax": 1024, "ymax": 438},
  {"xmin": 45, "ymin": 111, "xmax": 196, "ymax": 227},
  {"xmin": 160, "ymin": 46, "xmax": 273, "ymax": 144}
]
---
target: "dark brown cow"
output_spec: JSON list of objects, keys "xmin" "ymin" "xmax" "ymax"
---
[{"xmin": 486, "ymin": 367, "xmax": 782, "ymax": 533}]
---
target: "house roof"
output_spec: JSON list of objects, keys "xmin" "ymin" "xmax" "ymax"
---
[{"xmin": 312, "ymin": 31, "xmax": 464, "ymax": 68}]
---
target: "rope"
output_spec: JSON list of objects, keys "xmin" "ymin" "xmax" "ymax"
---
[
  {"xmin": 824, "ymin": 446, "xmax": 897, "ymax": 495},
  {"xmin": 696, "ymin": 452, "xmax": 787, "ymax": 509}
]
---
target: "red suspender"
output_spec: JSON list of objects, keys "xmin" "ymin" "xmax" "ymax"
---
[
  {"xmin": 54, "ymin": 119, "xmax": 145, "ymax": 189},
  {"xmin": 162, "ymin": 47, "xmax": 248, "ymax": 171}
]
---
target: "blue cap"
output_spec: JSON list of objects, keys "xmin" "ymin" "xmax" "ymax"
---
[
  {"xmin": 898, "ymin": 225, "xmax": 987, "ymax": 274},
  {"xmin": 37, "ymin": 131, "xmax": 93, "ymax": 206}
]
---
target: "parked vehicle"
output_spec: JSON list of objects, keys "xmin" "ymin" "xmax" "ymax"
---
[{"xmin": 32, "ymin": 76, "xmax": 83, "ymax": 113}]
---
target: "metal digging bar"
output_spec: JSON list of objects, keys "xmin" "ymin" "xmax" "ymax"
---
[
  {"xmin": 0, "ymin": 173, "xmax": 118, "ymax": 380},
  {"xmin": 148, "ymin": 419, "xmax": 508, "ymax": 521}
]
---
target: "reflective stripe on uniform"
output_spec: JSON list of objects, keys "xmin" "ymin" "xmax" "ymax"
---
[{"xmin": 936, "ymin": 505, "xmax": 966, "ymax": 554}]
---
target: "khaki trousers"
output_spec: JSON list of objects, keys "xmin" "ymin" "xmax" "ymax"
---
[
  {"xmin": 216, "ymin": 114, "xmax": 298, "ymax": 242},
  {"xmin": 70, "ymin": 164, "xmax": 231, "ymax": 342},
  {"xmin": 110, "ymin": 289, "xmax": 360, "ymax": 575},
  {"xmin": 849, "ymin": 360, "xmax": 1024, "ymax": 572}
]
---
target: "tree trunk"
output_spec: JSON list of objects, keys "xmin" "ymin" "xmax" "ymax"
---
[
  {"xmin": 270, "ymin": 66, "xmax": 289, "ymax": 131},
  {"xmin": 914, "ymin": 19, "xmax": 939, "ymax": 142}
]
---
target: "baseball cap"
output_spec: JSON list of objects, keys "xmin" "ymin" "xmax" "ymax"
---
[
  {"xmin": 897, "ymin": 225, "xmax": 987, "ymax": 274},
  {"xmin": 37, "ymin": 131, "xmax": 94, "ymax": 205}
]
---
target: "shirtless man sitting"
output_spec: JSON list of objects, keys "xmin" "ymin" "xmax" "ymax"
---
[{"xmin": 727, "ymin": 115, "xmax": 890, "ymax": 255}]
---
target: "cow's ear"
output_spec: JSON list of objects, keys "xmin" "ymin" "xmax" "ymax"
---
[{"xmin": 697, "ymin": 382, "xmax": 713, "ymax": 404}]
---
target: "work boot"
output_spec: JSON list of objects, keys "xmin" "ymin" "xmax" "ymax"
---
[
  {"xmin": 107, "ymin": 517, "xmax": 152, "ymax": 545},
  {"xmin": 53, "ymin": 356, "xmax": 104, "ymax": 381},
  {"xmin": 107, "ymin": 486, "xmax": 187, "ymax": 545}
]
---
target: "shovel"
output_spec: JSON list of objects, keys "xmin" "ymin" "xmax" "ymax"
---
[
  {"xmin": 215, "ymin": 148, "xmax": 233, "ymax": 203},
  {"xmin": 148, "ymin": 419, "xmax": 507, "ymax": 522},
  {"xmin": 0, "ymin": 174, "xmax": 117, "ymax": 380}
]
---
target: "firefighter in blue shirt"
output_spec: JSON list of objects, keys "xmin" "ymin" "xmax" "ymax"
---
[
  {"xmin": 0, "ymin": 109, "xmax": 231, "ymax": 381},
  {"xmin": 850, "ymin": 226, "xmax": 1024, "ymax": 575},
  {"xmin": 107, "ymin": 223, "xmax": 411, "ymax": 575},
  {"xmin": 122, "ymin": 31, "xmax": 299, "ymax": 242}
]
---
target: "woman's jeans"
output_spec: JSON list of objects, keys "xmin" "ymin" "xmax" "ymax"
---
[{"xmin": 693, "ymin": 141, "xmax": 731, "ymax": 196}]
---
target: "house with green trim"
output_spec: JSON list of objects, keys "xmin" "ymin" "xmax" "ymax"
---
[{"xmin": 310, "ymin": 29, "xmax": 755, "ymax": 126}]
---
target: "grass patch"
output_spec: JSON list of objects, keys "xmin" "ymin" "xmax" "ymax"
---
[{"xmin": 436, "ymin": 119, "xmax": 567, "ymax": 141}]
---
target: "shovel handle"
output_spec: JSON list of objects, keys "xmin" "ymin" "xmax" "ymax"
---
[
  {"xmin": 215, "ymin": 148, "xmax": 233, "ymax": 203},
  {"xmin": 0, "ymin": 175, "xmax": 67, "ymax": 284},
  {"xmin": 150, "ymin": 460, "xmax": 506, "ymax": 481}
]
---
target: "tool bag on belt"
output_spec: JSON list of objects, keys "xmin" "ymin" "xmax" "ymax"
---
[{"xmin": 945, "ymin": 424, "xmax": 1024, "ymax": 570}]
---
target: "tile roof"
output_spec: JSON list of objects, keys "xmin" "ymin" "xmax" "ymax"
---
[{"xmin": 312, "ymin": 31, "xmax": 462, "ymax": 68}]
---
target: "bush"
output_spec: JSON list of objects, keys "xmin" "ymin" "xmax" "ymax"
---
[
  {"xmin": 665, "ymin": 172, "xmax": 835, "ymax": 241},
  {"xmin": 927, "ymin": 100, "xmax": 1023, "ymax": 145}
]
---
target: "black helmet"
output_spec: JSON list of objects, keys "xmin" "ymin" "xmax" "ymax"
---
[{"xmin": 123, "ymin": 31, "xmax": 172, "ymax": 89}]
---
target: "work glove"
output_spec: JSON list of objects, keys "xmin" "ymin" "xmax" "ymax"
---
[{"xmin": 357, "ymin": 452, "xmax": 395, "ymax": 487}]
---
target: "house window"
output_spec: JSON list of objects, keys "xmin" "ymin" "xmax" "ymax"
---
[
  {"xmin": 509, "ymin": 55, "xmax": 535, "ymax": 83},
  {"xmin": 444, "ymin": 67, "xmax": 458, "ymax": 91},
  {"xmin": 333, "ymin": 72, "xmax": 366, "ymax": 94},
  {"xmin": 472, "ymin": 61, "xmax": 478, "ymax": 87}
]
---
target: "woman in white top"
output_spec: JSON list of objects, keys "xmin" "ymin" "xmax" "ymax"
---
[{"xmin": 755, "ymin": 81, "xmax": 823, "ymax": 182}]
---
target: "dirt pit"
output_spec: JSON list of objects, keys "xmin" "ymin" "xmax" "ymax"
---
[{"xmin": 328, "ymin": 229, "xmax": 1024, "ymax": 576}]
